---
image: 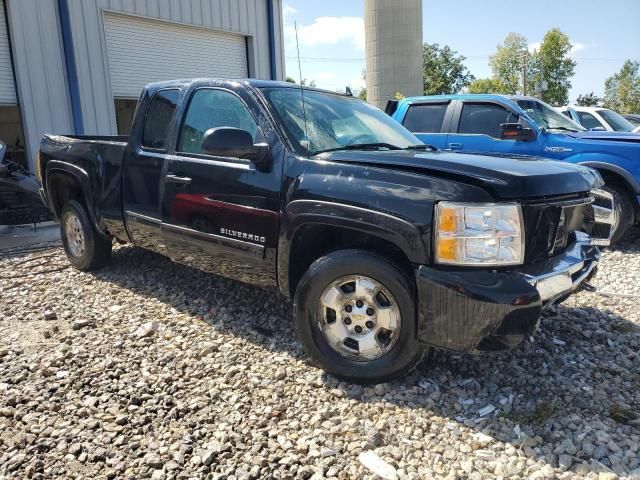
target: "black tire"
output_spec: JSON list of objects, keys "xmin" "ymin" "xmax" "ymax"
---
[
  {"xmin": 604, "ymin": 184, "xmax": 634, "ymax": 245},
  {"xmin": 293, "ymin": 249, "xmax": 424, "ymax": 384},
  {"xmin": 60, "ymin": 199, "xmax": 112, "ymax": 271}
]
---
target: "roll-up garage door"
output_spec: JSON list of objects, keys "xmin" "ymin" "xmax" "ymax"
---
[
  {"xmin": 103, "ymin": 13, "xmax": 248, "ymax": 99},
  {"xmin": 0, "ymin": 0, "xmax": 17, "ymax": 105}
]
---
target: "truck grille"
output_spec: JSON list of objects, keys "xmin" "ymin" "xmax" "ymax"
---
[{"xmin": 522, "ymin": 190, "xmax": 614, "ymax": 263}]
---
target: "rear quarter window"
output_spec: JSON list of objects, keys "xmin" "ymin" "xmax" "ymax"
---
[
  {"xmin": 402, "ymin": 103, "xmax": 448, "ymax": 133},
  {"xmin": 141, "ymin": 89, "xmax": 180, "ymax": 150}
]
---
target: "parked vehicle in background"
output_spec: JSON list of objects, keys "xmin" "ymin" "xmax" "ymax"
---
[
  {"xmin": 38, "ymin": 79, "xmax": 613, "ymax": 383},
  {"xmin": 0, "ymin": 142, "xmax": 51, "ymax": 225},
  {"xmin": 624, "ymin": 114, "xmax": 640, "ymax": 127},
  {"xmin": 559, "ymin": 106, "xmax": 638, "ymax": 133},
  {"xmin": 389, "ymin": 94, "xmax": 640, "ymax": 243}
]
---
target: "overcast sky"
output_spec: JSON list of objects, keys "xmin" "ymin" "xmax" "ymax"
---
[{"xmin": 282, "ymin": 0, "xmax": 640, "ymax": 102}]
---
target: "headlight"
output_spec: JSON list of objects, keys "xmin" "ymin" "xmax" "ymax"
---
[{"xmin": 434, "ymin": 202, "xmax": 524, "ymax": 266}]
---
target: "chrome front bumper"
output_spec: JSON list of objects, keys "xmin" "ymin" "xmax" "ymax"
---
[
  {"xmin": 590, "ymin": 189, "xmax": 615, "ymax": 247},
  {"xmin": 522, "ymin": 232, "xmax": 600, "ymax": 302}
]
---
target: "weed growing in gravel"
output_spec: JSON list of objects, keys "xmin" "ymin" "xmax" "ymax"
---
[
  {"xmin": 609, "ymin": 403, "xmax": 638, "ymax": 424},
  {"xmin": 502, "ymin": 400, "xmax": 558, "ymax": 425}
]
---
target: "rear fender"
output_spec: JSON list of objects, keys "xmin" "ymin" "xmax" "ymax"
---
[{"xmin": 45, "ymin": 160, "xmax": 105, "ymax": 235}]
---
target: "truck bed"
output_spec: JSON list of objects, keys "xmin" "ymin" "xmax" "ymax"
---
[
  {"xmin": 40, "ymin": 134, "xmax": 128, "ymax": 172},
  {"xmin": 44, "ymin": 134, "xmax": 129, "ymax": 144},
  {"xmin": 38, "ymin": 134, "xmax": 129, "ymax": 236}
]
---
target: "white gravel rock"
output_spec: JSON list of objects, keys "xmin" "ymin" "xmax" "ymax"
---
[
  {"xmin": 1, "ymin": 233, "xmax": 639, "ymax": 478},
  {"xmin": 358, "ymin": 451, "xmax": 397, "ymax": 480}
]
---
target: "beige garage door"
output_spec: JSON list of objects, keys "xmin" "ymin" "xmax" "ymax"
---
[{"xmin": 103, "ymin": 12, "xmax": 249, "ymax": 99}]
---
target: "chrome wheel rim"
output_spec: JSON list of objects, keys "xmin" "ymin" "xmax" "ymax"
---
[
  {"xmin": 317, "ymin": 275, "xmax": 401, "ymax": 361},
  {"xmin": 64, "ymin": 213, "xmax": 85, "ymax": 257}
]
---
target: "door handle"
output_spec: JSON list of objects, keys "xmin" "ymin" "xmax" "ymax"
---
[
  {"xmin": 166, "ymin": 174, "xmax": 192, "ymax": 185},
  {"xmin": 448, "ymin": 142, "xmax": 462, "ymax": 150}
]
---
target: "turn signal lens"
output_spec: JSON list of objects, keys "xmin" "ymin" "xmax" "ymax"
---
[
  {"xmin": 437, "ymin": 207, "xmax": 457, "ymax": 233},
  {"xmin": 434, "ymin": 202, "xmax": 524, "ymax": 266},
  {"xmin": 437, "ymin": 237, "xmax": 457, "ymax": 261}
]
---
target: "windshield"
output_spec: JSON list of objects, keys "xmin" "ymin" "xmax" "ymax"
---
[
  {"xmin": 516, "ymin": 99, "xmax": 585, "ymax": 132},
  {"xmin": 598, "ymin": 109, "xmax": 635, "ymax": 132},
  {"xmin": 261, "ymin": 87, "xmax": 420, "ymax": 155}
]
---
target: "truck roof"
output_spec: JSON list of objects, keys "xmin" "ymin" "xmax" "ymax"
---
[
  {"xmin": 400, "ymin": 93, "xmax": 537, "ymax": 103},
  {"xmin": 143, "ymin": 78, "xmax": 350, "ymax": 97}
]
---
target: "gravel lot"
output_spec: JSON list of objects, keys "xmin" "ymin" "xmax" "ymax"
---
[{"xmin": 1, "ymin": 230, "xmax": 639, "ymax": 479}]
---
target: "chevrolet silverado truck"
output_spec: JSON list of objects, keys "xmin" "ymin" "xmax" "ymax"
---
[
  {"xmin": 38, "ymin": 79, "xmax": 614, "ymax": 383},
  {"xmin": 389, "ymin": 94, "xmax": 640, "ymax": 243}
]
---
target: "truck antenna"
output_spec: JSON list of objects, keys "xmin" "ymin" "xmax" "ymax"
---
[{"xmin": 294, "ymin": 22, "xmax": 309, "ymax": 156}]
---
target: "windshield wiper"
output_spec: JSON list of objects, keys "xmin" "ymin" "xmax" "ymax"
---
[
  {"xmin": 404, "ymin": 144, "xmax": 438, "ymax": 151},
  {"xmin": 546, "ymin": 126, "xmax": 579, "ymax": 132},
  {"xmin": 312, "ymin": 142, "xmax": 402, "ymax": 155}
]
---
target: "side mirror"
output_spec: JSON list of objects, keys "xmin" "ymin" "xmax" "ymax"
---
[
  {"xmin": 500, "ymin": 123, "xmax": 536, "ymax": 142},
  {"xmin": 201, "ymin": 127, "xmax": 270, "ymax": 167}
]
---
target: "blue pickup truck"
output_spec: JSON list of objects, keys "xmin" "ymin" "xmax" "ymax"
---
[{"xmin": 389, "ymin": 94, "xmax": 640, "ymax": 243}]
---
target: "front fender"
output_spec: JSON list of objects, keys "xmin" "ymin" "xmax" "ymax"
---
[
  {"xmin": 571, "ymin": 155, "xmax": 640, "ymax": 194},
  {"xmin": 277, "ymin": 199, "xmax": 428, "ymax": 297}
]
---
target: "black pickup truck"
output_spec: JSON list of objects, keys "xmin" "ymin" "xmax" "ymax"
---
[{"xmin": 38, "ymin": 79, "xmax": 614, "ymax": 383}]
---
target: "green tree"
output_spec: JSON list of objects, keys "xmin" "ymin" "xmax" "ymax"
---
[
  {"xmin": 603, "ymin": 60, "xmax": 640, "ymax": 114},
  {"xmin": 357, "ymin": 68, "xmax": 367, "ymax": 101},
  {"xmin": 575, "ymin": 92, "xmax": 602, "ymax": 107},
  {"xmin": 530, "ymin": 28, "xmax": 576, "ymax": 105},
  {"xmin": 422, "ymin": 43, "xmax": 474, "ymax": 95},
  {"xmin": 467, "ymin": 77, "xmax": 507, "ymax": 94},
  {"xmin": 285, "ymin": 77, "xmax": 316, "ymax": 87},
  {"xmin": 489, "ymin": 33, "xmax": 529, "ymax": 94}
]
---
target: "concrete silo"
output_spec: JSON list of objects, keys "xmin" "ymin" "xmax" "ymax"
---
[{"xmin": 364, "ymin": 0, "xmax": 423, "ymax": 109}]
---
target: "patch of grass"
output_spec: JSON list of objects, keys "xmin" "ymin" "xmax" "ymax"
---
[
  {"xmin": 609, "ymin": 403, "xmax": 638, "ymax": 424},
  {"xmin": 612, "ymin": 321, "xmax": 638, "ymax": 334}
]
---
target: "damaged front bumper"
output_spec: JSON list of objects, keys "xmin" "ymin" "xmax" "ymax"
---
[{"xmin": 416, "ymin": 232, "xmax": 600, "ymax": 353}]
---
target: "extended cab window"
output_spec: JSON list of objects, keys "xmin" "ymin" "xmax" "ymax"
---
[
  {"xmin": 403, "ymin": 103, "xmax": 448, "ymax": 133},
  {"xmin": 141, "ymin": 89, "xmax": 179, "ymax": 150},
  {"xmin": 178, "ymin": 89, "xmax": 259, "ymax": 155},
  {"xmin": 458, "ymin": 103, "xmax": 516, "ymax": 138},
  {"xmin": 578, "ymin": 112, "xmax": 604, "ymax": 130}
]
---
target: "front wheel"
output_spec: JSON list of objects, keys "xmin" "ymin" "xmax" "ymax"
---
[
  {"xmin": 293, "ymin": 249, "xmax": 424, "ymax": 383},
  {"xmin": 60, "ymin": 199, "xmax": 112, "ymax": 271},
  {"xmin": 603, "ymin": 184, "xmax": 634, "ymax": 245}
]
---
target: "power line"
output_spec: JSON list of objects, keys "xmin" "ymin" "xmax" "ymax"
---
[{"xmin": 285, "ymin": 56, "xmax": 631, "ymax": 63}]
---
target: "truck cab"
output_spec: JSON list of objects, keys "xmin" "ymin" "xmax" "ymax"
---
[{"xmin": 391, "ymin": 94, "xmax": 640, "ymax": 242}]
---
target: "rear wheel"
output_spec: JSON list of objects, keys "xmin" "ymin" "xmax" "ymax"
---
[
  {"xmin": 293, "ymin": 249, "xmax": 424, "ymax": 383},
  {"xmin": 60, "ymin": 199, "xmax": 112, "ymax": 270},
  {"xmin": 603, "ymin": 184, "xmax": 634, "ymax": 244}
]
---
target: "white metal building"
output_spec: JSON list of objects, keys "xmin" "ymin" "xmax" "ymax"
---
[{"xmin": 0, "ymin": 0, "xmax": 285, "ymax": 172}]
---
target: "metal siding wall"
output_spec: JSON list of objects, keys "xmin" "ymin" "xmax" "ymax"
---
[
  {"xmin": 0, "ymin": 0, "xmax": 16, "ymax": 104},
  {"xmin": 5, "ymin": 0, "xmax": 73, "ymax": 171},
  {"xmin": 272, "ymin": 0, "xmax": 285, "ymax": 81},
  {"xmin": 66, "ymin": 0, "xmax": 279, "ymax": 135},
  {"xmin": 103, "ymin": 12, "xmax": 248, "ymax": 98}
]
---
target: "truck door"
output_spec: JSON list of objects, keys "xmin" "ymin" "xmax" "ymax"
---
[
  {"xmin": 446, "ymin": 100, "xmax": 541, "ymax": 156},
  {"xmin": 160, "ymin": 87, "xmax": 281, "ymax": 288},
  {"xmin": 398, "ymin": 100, "xmax": 453, "ymax": 149},
  {"xmin": 122, "ymin": 88, "xmax": 180, "ymax": 254}
]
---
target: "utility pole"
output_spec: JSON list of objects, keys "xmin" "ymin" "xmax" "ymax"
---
[{"xmin": 521, "ymin": 51, "xmax": 528, "ymax": 96}]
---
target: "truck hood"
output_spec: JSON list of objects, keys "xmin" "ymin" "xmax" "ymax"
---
[
  {"xmin": 567, "ymin": 131, "xmax": 640, "ymax": 143},
  {"xmin": 320, "ymin": 150, "xmax": 601, "ymax": 199}
]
